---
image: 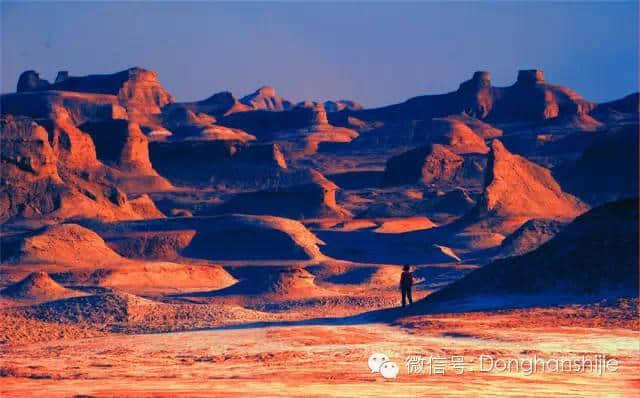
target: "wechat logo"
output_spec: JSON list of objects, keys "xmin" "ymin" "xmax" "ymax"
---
[{"xmin": 368, "ymin": 353, "xmax": 399, "ymax": 379}]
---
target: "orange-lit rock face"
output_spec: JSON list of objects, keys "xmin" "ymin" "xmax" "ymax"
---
[
  {"xmin": 15, "ymin": 67, "xmax": 174, "ymax": 130},
  {"xmin": 47, "ymin": 107, "xmax": 102, "ymax": 169},
  {"xmin": 0, "ymin": 117, "xmax": 61, "ymax": 221},
  {"xmin": 0, "ymin": 115, "xmax": 151, "ymax": 223},
  {"xmin": 420, "ymin": 144, "xmax": 465, "ymax": 184},
  {"xmin": 161, "ymin": 105, "xmax": 256, "ymax": 142},
  {"xmin": 116, "ymin": 68, "xmax": 174, "ymax": 126},
  {"xmin": 0, "ymin": 271, "xmax": 85, "ymax": 302},
  {"xmin": 128, "ymin": 194, "xmax": 165, "ymax": 219},
  {"xmin": 120, "ymin": 122, "xmax": 155, "ymax": 173},
  {"xmin": 117, "ymin": 68, "xmax": 173, "ymax": 108},
  {"xmin": 80, "ymin": 120, "xmax": 155, "ymax": 174},
  {"xmin": 476, "ymin": 140, "xmax": 588, "ymax": 220},
  {"xmin": 308, "ymin": 104, "xmax": 329, "ymax": 125},
  {"xmin": 212, "ymin": 102, "xmax": 358, "ymax": 156},
  {"xmin": 429, "ymin": 117, "xmax": 489, "ymax": 154},
  {"xmin": 384, "ymin": 144, "xmax": 464, "ymax": 186},
  {"xmin": 0, "ymin": 116, "xmax": 58, "ymax": 177},
  {"xmin": 542, "ymin": 89, "xmax": 560, "ymax": 119},
  {"xmin": 0, "ymin": 91, "xmax": 130, "ymax": 171},
  {"xmin": 217, "ymin": 169, "xmax": 351, "ymax": 219},
  {"xmin": 1, "ymin": 90, "xmax": 127, "ymax": 126}
]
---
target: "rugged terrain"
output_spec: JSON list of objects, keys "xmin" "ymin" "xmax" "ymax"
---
[{"xmin": 1, "ymin": 67, "xmax": 637, "ymax": 397}]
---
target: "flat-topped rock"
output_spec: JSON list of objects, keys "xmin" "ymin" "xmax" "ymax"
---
[
  {"xmin": 516, "ymin": 69, "xmax": 546, "ymax": 85},
  {"xmin": 16, "ymin": 70, "xmax": 50, "ymax": 92},
  {"xmin": 15, "ymin": 67, "xmax": 174, "ymax": 130}
]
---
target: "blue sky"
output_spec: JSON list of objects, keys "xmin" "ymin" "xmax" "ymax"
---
[{"xmin": 1, "ymin": 1, "xmax": 637, "ymax": 107}]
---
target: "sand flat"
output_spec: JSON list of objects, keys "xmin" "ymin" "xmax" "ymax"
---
[{"xmin": 2, "ymin": 310, "xmax": 637, "ymax": 398}]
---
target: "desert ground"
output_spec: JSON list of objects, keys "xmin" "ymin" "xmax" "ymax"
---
[{"xmin": 2, "ymin": 299, "xmax": 638, "ymax": 397}]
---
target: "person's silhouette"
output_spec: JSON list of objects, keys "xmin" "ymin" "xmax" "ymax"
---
[{"xmin": 400, "ymin": 265, "xmax": 413, "ymax": 307}]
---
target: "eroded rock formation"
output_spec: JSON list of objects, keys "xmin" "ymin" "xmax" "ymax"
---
[
  {"xmin": 217, "ymin": 169, "xmax": 351, "ymax": 219},
  {"xmin": 240, "ymin": 86, "xmax": 293, "ymax": 111},
  {"xmin": 323, "ymin": 100, "xmax": 363, "ymax": 113},
  {"xmin": 149, "ymin": 140, "xmax": 288, "ymax": 188},
  {"xmin": 466, "ymin": 140, "xmax": 588, "ymax": 233},
  {"xmin": 383, "ymin": 144, "xmax": 464, "ymax": 186},
  {"xmin": 217, "ymin": 103, "xmax": 358, "ymax": 154},
  {"xmin": 0, "ymin": 116, "xmax": 143, "ymax": 224},
  {"xmin": 163, "ymin": 91, "xmax": 252, "ymax": 120},
  {"xmin": 15, "ymin": 67, "xmax": 174, "ymax": 133},
  {"xmin": 426, "ymin": 117, "xmax": 489, "ymax": 154},
  {"xmin": 339, "ymin": 69, "xmax": 595, "ymax": 124},
  {"xmin": 161, "ymin": 106, "xmax": 255, "ymax": 142}
]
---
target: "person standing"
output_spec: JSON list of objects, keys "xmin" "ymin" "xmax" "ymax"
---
[{"xmin": 400, "ymin": 265, "xmax": 413, "ymax": 307}]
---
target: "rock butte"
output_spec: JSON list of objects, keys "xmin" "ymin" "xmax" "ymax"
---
[{"xmin": 17, "ymin": 67, "xmax": 173, "ymax": 130}]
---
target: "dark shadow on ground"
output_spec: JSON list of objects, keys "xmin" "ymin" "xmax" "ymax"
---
[
  {"xmin": 198, "ymin": 306, "xmax": 402, "ymax": 331},
  {"xmin": 314, "ymin": 226, "xmax": 465, "ymax": 265},
  {"xmin": 176, "ymin": 293, "xmax": 639, "ymax": 333}
]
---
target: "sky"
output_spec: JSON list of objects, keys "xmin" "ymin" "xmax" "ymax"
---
[{"xmin": 1, "ymin": 1, "xmax": 637, "ymax": 107}]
